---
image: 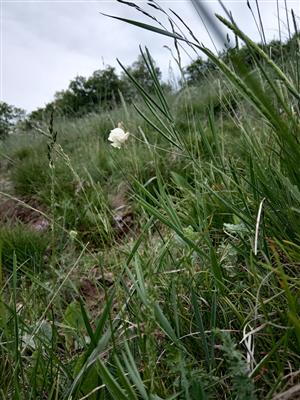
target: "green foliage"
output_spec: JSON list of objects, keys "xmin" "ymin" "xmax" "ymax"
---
[
  {"xmin": 184, "ymin": 33, "xmax": 300, "ymax": 85},
  {"xmin": 54, "ymin": 67, "xmax": 121, "ymax": 117},
  {"xmin": 121, "ymin": 54, "xmax": 163, "ymax": 100},
  {"xmin": 184, "ymin": 57, "xmax": 217, "ymax": 84},
  {"xmin": 0, "ymin": 226, "xmax": 49, "ymax": 274},
  {"xmin": 219, "ymin": 332, "xmax": 256, "ymax": 399},
  {"xmin": 27, "ymin": 56, "xmax": 164, "ymax": 124},
  {"xmin": 0, "ymin": 3, "xmax": 300, "ymax": 399},
  {"xmin": 0, "ymin": 101, "xmax": 26, "ymax": 139}
]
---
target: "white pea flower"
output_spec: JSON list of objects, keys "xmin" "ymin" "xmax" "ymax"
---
[
  {"xmin": 108, "ymin": 124, "xmax": 130, "ymax": 149},
  {"xmin": 69, "ymin": 230, "xmax": 78, "ymax": 240}
]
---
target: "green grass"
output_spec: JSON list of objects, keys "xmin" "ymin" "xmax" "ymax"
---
[
  {"xmin": 0, "ymin": 225, "xmax": 50, "ymax": 275},
  {"xmin": 0, "ymin": 3, "xmax": 300, "ymax": 399}
]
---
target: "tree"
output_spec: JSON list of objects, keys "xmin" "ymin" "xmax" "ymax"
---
[
  {"xmin": 52, "ymin": 67, "xmax": 122, "ymax": 117},
  {"xmin": 184, "ymin": 57, "xmax": 217, "ymax": 85},
  {"xmin": 26, "ymin": 56, "xmax": 164, "ymax": 123},
  {"xmin": 85, "ymin": 67, "xmax": 122, "ymax": 109},
  {"xmin": 121, "ymin": 55, "xmax": 162, "ymax": 100},
  {"xmin": 0, "ymin": 101, "xmax": 26, "ymax": 139}
]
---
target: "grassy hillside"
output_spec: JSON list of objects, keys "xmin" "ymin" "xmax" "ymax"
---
[{"xmin": 0, "ymin": 5, "xmax": 300, "ymax": 400}]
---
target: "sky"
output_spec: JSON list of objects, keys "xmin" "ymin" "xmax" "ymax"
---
[{"xmin": 1, "ymin": 0, "xmax": 299, "ymax": 113}]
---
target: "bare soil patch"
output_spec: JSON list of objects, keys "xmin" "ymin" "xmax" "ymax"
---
[{"xmin": 0, "ymin": 197, "xmax": 49, "ymax": 232}]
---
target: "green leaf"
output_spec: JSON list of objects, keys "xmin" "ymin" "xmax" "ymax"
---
[{"xmin": 154, "ymin": 303, "xmax": 178, "ymax": 343}]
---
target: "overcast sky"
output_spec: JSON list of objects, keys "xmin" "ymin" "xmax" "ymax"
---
[{"xmin": 1, "ymin": 0, "xmax": 299, "ymax": 112}]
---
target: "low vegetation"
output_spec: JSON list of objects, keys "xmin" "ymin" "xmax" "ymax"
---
[{"xmin": 0, "ymin": 2, "xmax": 299, "ymax": 399}]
